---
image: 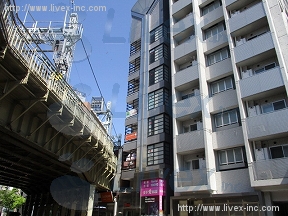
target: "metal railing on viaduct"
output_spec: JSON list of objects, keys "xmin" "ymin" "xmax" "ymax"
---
[{"xmin": 0, "ymin": 0, "xmax": 117, "ymax": 215}]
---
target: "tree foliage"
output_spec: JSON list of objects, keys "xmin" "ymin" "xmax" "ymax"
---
[{"xmin": 0, "ymin": 187, "xmax": 26, "ymax": 212}]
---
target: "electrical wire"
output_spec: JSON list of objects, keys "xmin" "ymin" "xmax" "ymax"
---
[{"xmin": 80, "ymin": 39, "xmax": 119, "ymax": 138}]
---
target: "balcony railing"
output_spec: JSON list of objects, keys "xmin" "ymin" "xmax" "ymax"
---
[
  {"xmin": 177, "ymin": 169, "xmax": 208, "ymax": 187},
  {"xmin": 176, "ymin": 129, "xmax": 205, "ymax": 153},
  {"xmin": 252, "ymin": 158, "xmax": 288, "ymax": 181}
]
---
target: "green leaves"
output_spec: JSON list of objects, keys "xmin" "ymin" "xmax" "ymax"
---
[{"xmin": 0, "ymin": 187, "xmax": 26, "ymax": 212}]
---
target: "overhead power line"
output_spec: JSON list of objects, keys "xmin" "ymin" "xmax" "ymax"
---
[{"xmin": 79, "ymin": 39, "xmax": 119, "ymax": 137}]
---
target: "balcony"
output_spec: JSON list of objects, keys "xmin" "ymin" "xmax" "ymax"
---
[
  {"xmin": 173, "ymin": 13, "xmax": 194, "ymax": 36},
  {"xmin": 175, "ymin": 64, "xmax": 199, "ymax": 88},
  {"xmin": 206, "ymin": 58, "xmax": 233, "ymax": 81},
  {"xmin": 123, "ymin": 141, "xmax": 137, "ymax": 152},
  {"xmin": 246, "ymin": 108, "xmax": 288, "ymax": 139},
  {"xmin": 172, "ymin": 0, "xmax": 191, "ymax": 15},
  {"xmin": 128, "ymin": 69, "xmax": 140, "ymax": 82},
  {"xmin": 174, "ymin": 37, "xmax": 196, "ymax": 60},
  {"xmin": 176, "ymin": 169, "xmax": 208, "ymax": 187},
  {"xmin": 234, "ymin": 32, "xmax": 275, "ymax": 64},
  {"xmin": 174, "ymin": 95, "xmax": 201, "ymax": 119},
  {"xmin": 209, "ymin": 89, "xmax": 238, "ymax": 113},
  {"xmin": 252, "ymin": 158, "xmax": 288, "ymax": 181},
  {"xmin": 198, "ymin": 0, "xmax": 214, "ymax": 6},
  {"xmin": 125, "ymin": 115, "xmax": 137, "ymax": 125},
  {"xmin": 215, "ymin": 169, "xmax": 253, "ymax": 193},
  {"xmin": 176, "ymin": 130, "xmax": 205, "ymax": 153},
  {"xmin": 239, "ymin": 67, "xmax": 283, "ymax": 99},
  {"xmin": 126, "ymin": 92, "xmax": 139, "ymax": 103},
  {"xmin": 121, "ymin": 169, "xmax": 135, "ymax": 180},
  {"xmin": 224, "ymin": 0, "xmax": 237, "ymax": 7},
  {"xmin": 200, "ymin": 6, "xmax": 224, "ymax": 28},
  {"xmin": 126, "ymin": 109, "xmax": 138, "ymax": 125},
  {"xmin": 212, "ymin": 126, "xmax": 244, "ymax": 149},
  {"xmin": 203, "ymin": 31, "xmax": 228, "ymax": 53},
  {"xmin": 228, "ymin": 2, "xmax": 266, "ymax": 33}
]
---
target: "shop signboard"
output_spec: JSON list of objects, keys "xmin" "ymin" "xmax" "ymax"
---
[
  {"xmin": 125, "ymin": 132, "xmax": 137, "ymax": 141},
  {"xmin": 140, "ymin": 178, "xmax": 165, "ymax": 197}
]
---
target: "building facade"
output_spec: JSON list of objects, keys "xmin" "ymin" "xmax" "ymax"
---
[
  {"xmin": 117, "ymin": 0, "xmax": 288, "ymax": 215},
  {"xmin": 115, "ymin": 1, "xmax": 174, "ymax": 216}
]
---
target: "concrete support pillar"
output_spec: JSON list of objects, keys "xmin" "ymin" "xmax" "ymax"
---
[
  {"xmin": 27, "ymin": 195, "xmax": 36, "ymax": 216},
  {"xmin": 22, "ymin": 195, "xmax": 31, "ymax": 216},
  {"xmin": 113, "ymin": 196, "xmax": 118, "ymax": 216},
  {"xmin": 70, "ymin": 202, "xmax": 77, "ymax": 216},
  {"xmin": 264, "ymin": 192, "xmax": 273, "ymax": 216},
  {"xmin": 52, "ymin": 202, "xmax": 59, "ymax": 216},
  {"xmin": 60, "ymin": 206, "xmax": 67, "ymax": 216},
  {"xmin": 37, "ymin": 193, "xmax": 47, "ymax": 216},
  {"xmin": 87, "ymin": 184, "xmax": 96, "ymax": 216},
  {"xmin": 44, "ymin": 194, "xmax": 52, "ymax": 216}
]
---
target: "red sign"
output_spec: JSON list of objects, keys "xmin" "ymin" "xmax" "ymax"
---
[
  {"xmin": 125, "ymin": 132, "xmax": 137, "ymax": 141},
  {"xmin": 100, "ymin": 192, "xmax": 113, "ymax": 203}
]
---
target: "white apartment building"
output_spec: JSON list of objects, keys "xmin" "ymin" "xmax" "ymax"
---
[
  {"xmin": 117, "ymin": 0, "xmax": 288, "ymax": 215},
  {"xmin": 170, "ymin": 0, "xmax": 288, "ymax": 215}
]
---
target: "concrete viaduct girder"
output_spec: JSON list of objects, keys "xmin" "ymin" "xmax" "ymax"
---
[{"xmin": 0, "ymin": 0, "xmax": 116, "ymax": 198}]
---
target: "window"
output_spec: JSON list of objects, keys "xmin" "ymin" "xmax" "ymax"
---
[
  {"xmin": 254, "ymin": 62, "xmax": 276, "ymax": 75},
  {"xmin": 130, "ymin": 39, "xmax": 141, "ymax": 56},
  {"xmin": 184, "ymin": 159, "xmax": 200, "ymax": 170},
  {"xmin": 148, "ymin": 88, "xmax": 169, "ymax": 110},
  {"xmin": 149, "ymin": 65, "xmax": 169, "ymax": 86},
  {"xmin": 148, "ymin": 114, "xmax": 170, "ymax": 136},
  {"xmin": 215, "ymin": 109, "xmax": 238, "ymax": 128},
  {"xmin": 183, "ymin": 126, "xmax": 189, "ymax": 133},
  {"xmin": 129, "ymin": 57, "xmax": 140, "ymax": 75},
  {"xmin": 190, "ymin": 124, "xmax": 197, "ymax": 131},
  {"xmin": 149, "ymin": 45, "xmax": 169, "ymax": 64},
  {"xmin": 207, "ymin": 47, "xmax": 230, "ymax": 66},
  {"xmin": 201, "ymin": 0, "xmax": 222, "ymax": 16},
  {"xmin": 122, "ymin": 151, "xmax": 136, "ymax": 170},
  {"xmin": 182, "ymin": 92, "xmax": 195, "ymax": 100},
  {"xmin": 261, "ymin": 99, "xmax": 286, "ymax": 114},
  {"xmin": 147, "ymin": 143, "xmax": 170, "ymax": 165},
  {"xmin": 127, "ymin": 78, "xmax": 139, "ymax": 96},
  {"xmin": 150, "ymin": 25, "xmax": 168, "ymax": 44},
  {"xmin": 270, "ymin": 145, "xmax": 288, "ymax": 159},
  {"xmin": 126, "ymin": 99, "xmax": 139, "ymax": 112},
  {"xmin": 183, "ymin": 124, "xmax": 198, "ymax": 133},
  {"xmin": 204, "ymin": 22, "xmax": 226, "ymax": 40},
  {"xmin": 211, "ymin": 77, "xmax": 233, "ymax": 95},
  {"xmin": 218, "ymin": 147, "xmax": 244, "ymax": 166}
]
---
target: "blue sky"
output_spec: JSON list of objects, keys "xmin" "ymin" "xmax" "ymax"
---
[{"xmin": 15, "ymin": 0, "xmax": 137, "ymax": 142}]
